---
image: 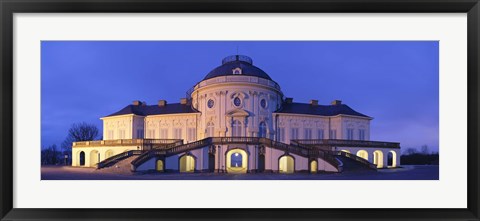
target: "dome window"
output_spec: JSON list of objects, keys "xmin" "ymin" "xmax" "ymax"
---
[
  {"xmin": 207, "ymin": 99, "xmax": 215, "ymax": 108},
  {"xmin": 232, "ymin": 68, "xmax": 242, "ymax": 75},
  {"xmin": 233, "ymin": 97, "xmax": 242, "ymax": 107},
  {"xmin": 260, "ymin": 99, "xmax": 267, "ymax": 109}
]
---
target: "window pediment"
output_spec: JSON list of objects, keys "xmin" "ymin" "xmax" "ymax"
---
[{"xmin": 226, "ymin": 108, "xmax": 250, "ymax": 117}]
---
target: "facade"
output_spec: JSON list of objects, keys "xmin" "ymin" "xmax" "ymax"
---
[{"xmin": 72, "ymin": 55, "xmax": 401, "ymax": 174}]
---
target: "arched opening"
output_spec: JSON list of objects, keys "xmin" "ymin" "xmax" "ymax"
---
[
  {"xmin": 89, "ymin": 150, "xmax": 100, "ymax": 167},
  {"xmin": 156, "ymin": 160, "xmax": 164, "ymax": 172},
  {"xmin": 373, "ymin": 150, "xmax": 384, "ymax": 168},
  {"xmin": 231, "ymin": 120, "xmax": 242, "ymax": 137},
  {"xmin": 259, "ymin": 122, "xmax": 267, "ymax": 138},
  {"xmin": 279, "ymin": 155, "xmax": 295, "ymax": 174},
  {"xmin": 79, "ymin": 151, "xmax": 85, "ymax": 166},
  {"xmin": 258, "ymin": 154, "xmax": 265, "ymax": 172},
  {"xmin": 179, "ymin": 154, "xmax": 195, "ymax": 173},
  {"xmin": 206, "ymin": 122, "xmax": 214, "ymax": 138},
  {"xmin": 208, "ymin": 153, "xmax": 215, "ymax": 172},
  {"xmin": 226, "ymin": 149, "xmax": 248, "ymax": 174},
  {"xmin": 388, "ymin": 151, "xmax": 397, "ymax": 168},
  {"xmin": 357, "ymin": 150, "xmax": 368, "ymax": 161},
  {"xmin": 105, "ymin": 149, "xmax": 114, "ymax": 159},
  {"xmin": 310, "ymin": 160, "xmax": 317, "ymax": 173}
]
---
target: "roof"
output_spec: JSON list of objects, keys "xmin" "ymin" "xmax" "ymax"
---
[
  {"xmin": 274, "ymin": 102, "xmax": 371, "ymax": 118},
  {"xmin": 203, "ymin": 55, "xmax": 273, "ymax": 81},
  {"xmin": 105, "ymin": 103, "xmax": 199, "ymax": 117}
]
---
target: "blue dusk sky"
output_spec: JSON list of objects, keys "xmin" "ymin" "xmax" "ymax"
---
[{"xmin": 41, "ymin": 41, "xmax": 439, "ymax": 153}]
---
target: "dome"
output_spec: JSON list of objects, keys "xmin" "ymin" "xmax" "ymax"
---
[{"xmin": 203, "ymin": 55, "xmax": 273, "ymax": 81}]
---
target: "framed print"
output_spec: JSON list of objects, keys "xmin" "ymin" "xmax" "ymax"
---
[{"xmin": 1, "ymin": 0, "xmax": 479, "ymax": 220}]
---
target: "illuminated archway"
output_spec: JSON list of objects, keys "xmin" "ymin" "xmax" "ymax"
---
[
  {"xmin": 373, "ymin": 150, "xmax": 384, "ymax": 168},
  {"xmin": 357, "ymin": 150, "xmax": 368, "ymax": 161},
  {"xmin": 89, "ymin": 150, "xmax": 100, "ymax": 167},
  {"xmin": 179, "ymin": 154, "xmax": 195, "ymax": 173},
  {"xmin": 279, "ymin": 155, "xmax": 295, "ymax": 173},
  {"xmin": 226, "ymin": 149, "xmax": 248, "ymax": 174},
  {"xmin": 105, "ymin": 149, "xmax": 114, "ymax": 159},
  {"xmin": 79, "ymin": 151, "xmax": 85, "ymax": 166},
  {"xmin": 388, "ymin": 151, "xmax": 397, "ymax": 168},
  {"xmin": 156, "ymin": 160, "xmax": 164, "ymax": 172},
  {"xmin": 310, "ymin": 160, "xmax": 317, "ymax": 173}
]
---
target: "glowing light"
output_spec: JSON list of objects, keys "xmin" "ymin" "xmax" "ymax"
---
[{"xmin": 235, "ymin": 153, "xmax": 239, "ymax": 157}]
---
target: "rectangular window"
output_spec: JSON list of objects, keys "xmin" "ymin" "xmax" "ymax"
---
[
  {"xmin": 291, "ymin": 128, "xmax": 299, "ymax": 140},
  {"xmin": 329, "ymin": 129, "xmax": 337, "ymax": 139},
  {"xmin": 136, "ymin": 129, "xmax": 144, "ymax": 139},
  {"xmin": 304, "ymin": 128, "xmax": 312, "ymax": 139},
  {"xmin": 118, "ymin": 129, "xmax": 125, "ymax": 139},
  {"xmin": 359, "ymin": 129, "xmax": 365, "ymax": 140},
  {"xmin": 160, "ymin": 129, "xmax": 168, "ymax": 139},
  {"xmin": 147, "ymin": 129, "xmax": 155, "ymax": 139},
  {"xmin": 174, "ymin": 128, "xmax": 182, "ymax": 139},
  {"xmin": 317, "ymin": 129, "xmax": 324, "ymax": 139},
  {"xmin": 347, "ymin": 128, "xmax": 354, "ymax": 140},
  {"xmin": 278, "ymin": 127, "xmax": 285, "ymax": 142},
  {"xmin": 187, "ymin": 128, "xmax": 196, "ymax": 141},
  {"xmin": 107, "ymin": 130, "xmax": 114, "ymax": 140}
]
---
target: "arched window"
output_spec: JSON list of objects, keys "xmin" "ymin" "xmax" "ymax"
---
[
  {"xmin": 206, "ymin": 122, "xmax": 214, "ymax": 137},
  {"xmin": 232, "ymin": 120, "xmax": 242, "ymax": 137},
  {"xmin": 230, "ymin": 152, "xmax": 243, "ymax": 167},
  {"xmin": 259, "ymin": 122, "xmax": 267, "ymax": 138}
]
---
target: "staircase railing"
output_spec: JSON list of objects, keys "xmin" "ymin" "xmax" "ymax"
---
[
  {"xmin": 97, "ymin": 150, "xmax": 144, "ymax": 169},
  {"xmin": 130, "ymin": 137, "xmax": 357, "ymax": 172},
  {"xmin": 333, "ymin": 151, "xmax": 377, "ymax": 170},
  {"xmin": 131, "ymin": 138, "xmax": 213, "ymax": 170}
]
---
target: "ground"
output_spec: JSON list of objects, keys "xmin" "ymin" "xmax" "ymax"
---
[{"xmin": 41, "ymin": 165, "xmax": 439, "ymax": 180}]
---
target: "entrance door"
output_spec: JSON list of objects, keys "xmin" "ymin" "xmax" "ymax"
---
[
  {"xmin": 208, "ymin": 153, "xmax": 215, "ymax": 172},
  {"xmin": 258, "ymin": 154, "xmax": 265, "ymax": 172}
]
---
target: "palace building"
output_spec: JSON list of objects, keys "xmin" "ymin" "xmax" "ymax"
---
[{"xmin": 71, "ymin": 55, "xmax": 401, "ymax": 174}]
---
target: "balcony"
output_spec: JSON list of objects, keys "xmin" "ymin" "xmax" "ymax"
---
[
  {"xmin": 72, "ymin": 139, "xmax": 183, "ymax": 149},
  {"xmin": 291, "ymin": 139, "xmax": 400, "ymax": 149}
]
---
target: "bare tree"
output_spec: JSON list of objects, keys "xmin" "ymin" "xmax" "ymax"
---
[
  {"xmin": 61, "ymin": 122, "xmax": 100, "ymax": 162},
  {"xmin": 420, "ymin": 145, "xmax": 430, "ymax": 155},
  {"xmin": 404, "ymin": 147, "xmax": 418, "ymax": 155}
]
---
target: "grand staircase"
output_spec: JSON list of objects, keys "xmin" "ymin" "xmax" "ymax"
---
[{"xmin": 96, "ymin": 137, "xmax": 378, "ymax": 173}]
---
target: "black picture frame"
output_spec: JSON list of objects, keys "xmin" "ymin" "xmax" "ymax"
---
[{"xmin": 1, "ymin": 0, "xmax": 479, "ymax": 220}]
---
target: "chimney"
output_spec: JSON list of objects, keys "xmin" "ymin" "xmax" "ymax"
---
[
  {"xmin": 132, "ymin": 100, "xmax": 142, "ymax": 106},
  {"xmin": 310, "ymin": 99, "xmax": 318, "ymax": 106},
  {"xmin": 158, "ymin": 100, "xmax": 167, "ymax": 107},
  {"xmin": 285, "ymin": 97, "xmax": 293, "ymax": 104},
  {"xmin": 331, "ymin": 100, "xmax": 342, "ymax": 105},
  {"xmin": 180, "ymin": 98, "xmax": 188, "ymax": 105}
]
